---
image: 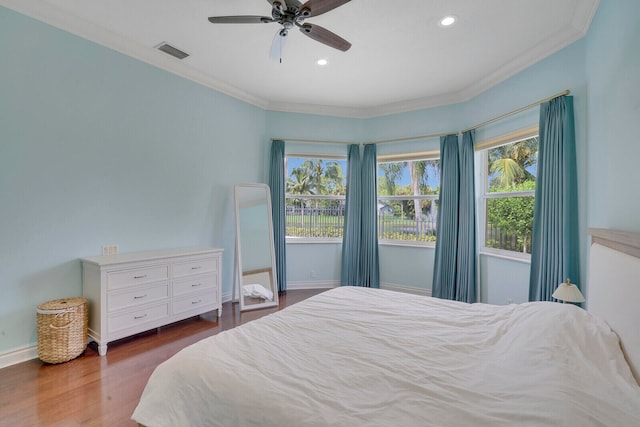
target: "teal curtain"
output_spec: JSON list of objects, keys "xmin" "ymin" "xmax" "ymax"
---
[
  {"xmin": 456, "ymin": 130, "xmax": 477, "ymax": 303},
  {"xmin": 432, "ymin": 135, "xmax": 460, "ymax": 300},
  {"xmin": 268, "ymin": 140, "xmax": 287, "ymax": 292},
  {"xmin": 529, "ymin": 96, "xmax": 580, "ymax": 301},
  {"xmin": 341, "ymin": 144, "xmax": 362, "ymax": 286},
  {"xmin": 360, "ymin": 144, "xmax": 380, "ymax": 288}
]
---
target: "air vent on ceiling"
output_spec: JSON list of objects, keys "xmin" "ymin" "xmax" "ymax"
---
[{"xmin": 156, "ymin": 42, "xmax": 189, "ymax": 60}]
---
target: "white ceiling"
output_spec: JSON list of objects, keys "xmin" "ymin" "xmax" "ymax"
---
[{"xmin": 3, "ymin": 0, "xmax": 599, "ymax": 118}]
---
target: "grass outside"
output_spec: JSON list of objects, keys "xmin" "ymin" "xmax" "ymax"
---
[{"xmin": 286, "ymin": 214, "xmax": 437, "ymax": 242}]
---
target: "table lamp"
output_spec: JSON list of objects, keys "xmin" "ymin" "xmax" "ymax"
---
[{"xmin": 552, "ymin": 278, "xmax": 585, "ymax": 304}]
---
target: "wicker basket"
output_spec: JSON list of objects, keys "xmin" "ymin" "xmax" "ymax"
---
[{"xmin": 37, "ymin": 297, "xmax": 88, "ymax": 364}]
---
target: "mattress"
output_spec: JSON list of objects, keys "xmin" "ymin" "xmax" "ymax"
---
[{"xmin": 132, "ymin": 286, "xmax": 640, "ymax": 426}]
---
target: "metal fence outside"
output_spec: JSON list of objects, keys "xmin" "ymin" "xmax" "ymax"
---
[{"xmin": 285, "ymin": 197, "xmax": 438, "ymax": 242}]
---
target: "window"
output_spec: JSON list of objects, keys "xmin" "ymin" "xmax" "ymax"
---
[
  {"xmin": 479, "ymin": 133, "xmax": 538, "ymax": 256},
  {"xmin": 285, "ymin": 156, "xmax": 347, "ymax": 240},
  {"xmin": 377, "ymin": 154, "xmax": 440, "ymax": 244}
]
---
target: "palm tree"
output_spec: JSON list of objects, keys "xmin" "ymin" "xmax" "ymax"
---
[
  {"xmin": 300, "ymin": 159, "xmax": 327, "ymax": 196},
  {"xmin": 489, "ymin": 137, "xmax": 538, "ymax": 189},
  {"xmin": 379, "ymin": 162, "xmax": 406, "ymax": 196},
  {"xmin": 286, "ymin": 168, "xmax": 314, "ymax": 196},
  {"xmin": 286, "ymin": 168, "xmax": 314, "ymax": 227},
  {"xmin": 490, "ymin": 158, "xmax": 525, "ymax": 187},
  {"xmin": 324, "ymin": 161, "xmax": 345, "ymax": 195}
]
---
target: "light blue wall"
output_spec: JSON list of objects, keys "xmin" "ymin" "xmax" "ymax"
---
[
  {"xmin": 585, "ymin": 0, "xmax": 640, "ymax": 233},
  {"xmin": 266, "ymin": 111, "xmax": 364, "ymax": 145},
  {"xmin": 361, "ymin": 39, "xmax": 588, "ymax": 301},
  {"xmin": 468, "ymin": 39, "xmax": 588, "ymax": 301},
  {"xmin": 266, "ymin": 110, "xmax": 362, "ymax": 288},
  {"xmin": 270, "ymin": 19, "xmax": 607, "ymax": 301},
  {"xmin": 0, "ymin": 7, "xmax": 267, "ymax": 353},
  {"xmin": 379, "ymin": 246, "xmax": 434, "ymax": 293},
  {"xmin": 480, "ymin": 256, "xmax": 530, "ymax": 305}
]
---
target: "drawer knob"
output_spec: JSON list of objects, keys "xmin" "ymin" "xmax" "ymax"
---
[
  {"xmin": 133, "ymin": 294, "xmax": 147, "ymax": 299},
  {"xmin": 191, "ymin": 266, "xmax": 202, "ymax": 270},
  {"xmin": 133, "ymin": 274, "xmax": 147, "ymax": 279},
  {"xmin": 134, "ymin": 314, "xmax": 147, "ymax": 320},
  {"xmin": 192, "ymin": 283, "xmax": 202, "ymax": 287},
  {"xmin": 192, "ymin": 299, "xmax": 202, "ymax": 305}
]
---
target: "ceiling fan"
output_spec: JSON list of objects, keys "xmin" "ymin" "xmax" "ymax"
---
[{"xmin": 208, "ymin": 0, "xmax": 352, "ymax": 58}]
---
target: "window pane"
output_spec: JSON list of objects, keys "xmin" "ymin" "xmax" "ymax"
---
[
  {"xmin": 377, "ymin": 158, "xmax": 440, "ymax": 242},
  {"xmin": 487, "ymin": 137, "xmax": 538, "ymax": 192},
  {"xmin": 485, "ymin": 195, "xmax": 534, "ymax": 253},
  {"xmin": 378, "ymin": 159, "xmax": 440, "ymax": 196},
  {"xmin": 285, "ymin": 157, "xmax": 347, "ymax": 238},
  {"xmin": 285, "ymin": 196, "xmax": 344, "ymax": 238},
  {"xmin": 378, "ymin": 199, "xmax": 438, "ymax": 242}
]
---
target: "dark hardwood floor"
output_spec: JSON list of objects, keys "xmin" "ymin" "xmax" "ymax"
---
[{"xmin": 0, "ymin": 289, "xmax": 325, "ymax": 427}]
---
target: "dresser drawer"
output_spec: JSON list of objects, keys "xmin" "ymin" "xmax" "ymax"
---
[
  {"xmin": 107, "ymin": 265, "xmax": 169, "ymax": 290},
  {"xmin": 173, "ymin": 257, "xmax": 218, "ymax": 279},
  {"xmin": 107, "ymin": 283, "xmax": 169, "ymax": 312},
  {"xmin": 173, "ymin": 274, "xmax": 217, "ymax": 297},
  {"xmin": 108, "ymin": 304, "xmax": 169, "ymax": 333},
  {"xmin": 173, "ymin": 292, "xmax": 217, "ymax": 315}
]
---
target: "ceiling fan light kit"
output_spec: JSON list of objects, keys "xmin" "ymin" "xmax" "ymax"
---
[{"xmin": 208, "ymin": 0, "xmax": 352, "ymax": 57}]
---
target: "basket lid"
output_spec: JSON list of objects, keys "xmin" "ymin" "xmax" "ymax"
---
[{"xmin": 37, "ymin": 297, "xmax": 87, "ymax": 313}]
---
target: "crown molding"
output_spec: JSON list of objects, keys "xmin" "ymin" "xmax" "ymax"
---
[
  {"xmin": 0, "ymin": 0, "xmax": 270, "ymax": 111},
  {"xmin": 2, "ymin": 0, "xmax": 599, "ymax": 119},
  {"xmin": 266, "ymin": 100, "xmax": 370, "ymax": 119}
]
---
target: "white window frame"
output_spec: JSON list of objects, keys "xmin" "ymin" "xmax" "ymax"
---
[
  {"xmin": 284, "ymin": 154, "xmax": 347, "ymax": 244},
  {"xmin": 476, "ymin": 126, "xmax": 538, "ymax": 262},
  {"xmin": 377, "ymin": 151, "xmax": 440, "ymax": 248}
]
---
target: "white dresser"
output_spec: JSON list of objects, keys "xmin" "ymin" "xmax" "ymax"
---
[{"xmin": 81, "ymin": 247, "xmax": 223, "ymax": 356}]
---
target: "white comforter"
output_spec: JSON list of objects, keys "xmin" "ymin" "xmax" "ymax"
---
[{"xmin": 132, "ymin": 287, "xmax": 640, "ymax": 426}]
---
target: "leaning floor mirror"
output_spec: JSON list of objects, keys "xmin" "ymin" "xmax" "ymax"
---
[{"xmin": 233, "ymin": 183, "xmax": 279, "ymax": 312}]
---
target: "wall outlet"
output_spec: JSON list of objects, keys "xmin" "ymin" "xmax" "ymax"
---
[
  {"xmin": 507, "ymin": 298, "xmax": 514, "ymax": 304},
  {"xmin": 310, "ymin": 270, "xmax": 317, "ymax": 279},
  {"xmin": 102, "ymin": 244, "xmax": 119, "ymax": 256}
]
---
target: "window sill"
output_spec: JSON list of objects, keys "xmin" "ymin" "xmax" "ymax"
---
[
  {"xmin": 286, "ymin": 237, "xmax": 342, "ymax": 244},
  {"xmin": 285, "ymin": 239, "xmax": 436, "ymax": 248},
  {"xmin": 379, "ymin": 240, "xmax": 436, "ymax": 249},
  {"xmin": 479, "ymin": 250, "xmax": 531, "ymax": 264}
]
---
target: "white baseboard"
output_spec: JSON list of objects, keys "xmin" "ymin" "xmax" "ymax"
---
[
  {"xmin": 0, "ymin": 344, "xmax": 38, "ymax": 369},
  {"xmin": 222, "ymin": 290, "xmax": 233, "ymax": 303},
  {"xmin": 286, "ymin": 281, "xmax": 431, "ymax": 296},
  {"xmin": 380, "ymin": 282, "xmax": 432, "ymax": 296},
  {"xmin": 287, "ymin": 280, "xmax": 339, "ymax": 290}
]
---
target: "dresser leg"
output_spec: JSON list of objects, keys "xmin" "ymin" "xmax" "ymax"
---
[
  {"xmin": 98, "ymin": 343, "xmax": 108, "ymax": 356},
  {"xmin": 218, "ymin": 306, "xmax": 222, "ymax": 317}
]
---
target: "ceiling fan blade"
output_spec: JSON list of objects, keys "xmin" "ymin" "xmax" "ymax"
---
[
  {"xmin": 208, "ymin": 16, "xmax": 274, "ymax": 24},
  {"xmin": 299, "ymin": 23, "xmax": 351, "ymax": 51},
  {"xmin": 299, "ymin": 0, "xmax": 351, "ymax": 17},
  {"xmin": 270, "ymin": 29, "xmax": 289, "ymax": 62}
]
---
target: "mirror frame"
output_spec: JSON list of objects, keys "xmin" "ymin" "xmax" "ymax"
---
[{"xmin": 233, "ymin": 183, "xmax": 279, "ymax": 312}]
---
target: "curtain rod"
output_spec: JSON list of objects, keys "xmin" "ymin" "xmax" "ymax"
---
[
  {"xmin": 461, "ymin": 89, "xmax": 570, "ymax": 133},
  {"xmin": 271, "ymin": 89, "xmax": 570, "ymax": 146},
  {"xmin": 270, "ymin": 137, "xmax": 355, "ymax": 145},
  {"xmin": 366, "ymin": 132, "xmax": 452, "ymax": 145}
]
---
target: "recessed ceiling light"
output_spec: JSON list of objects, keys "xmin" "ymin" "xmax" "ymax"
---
[
  {"xmin": 439, "ymin": 15, "xmax": 457, "ymax": 27},
  {"xmin": 316, "ymin": 58, "xmax": 328, "ymax": 66}
]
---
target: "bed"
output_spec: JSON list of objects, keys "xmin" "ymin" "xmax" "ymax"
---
[{"xmin": 132, "ymin": 228, "xmax": 640, "ymax": 426}]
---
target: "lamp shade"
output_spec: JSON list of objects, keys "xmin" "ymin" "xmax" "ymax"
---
[{"xmin": 552, "ymin": 278, "xmax": 585, "ymax": 303}]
